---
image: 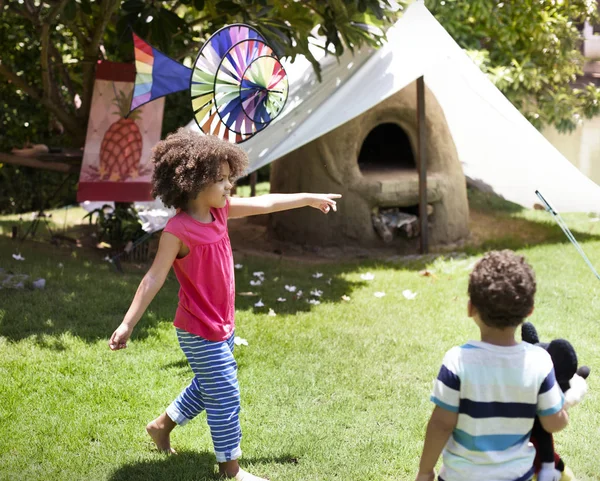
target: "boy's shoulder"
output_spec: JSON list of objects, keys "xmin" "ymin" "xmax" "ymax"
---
[{"xmin": 445, "ymin": 341, "xmax": 551, "ymax": 361}]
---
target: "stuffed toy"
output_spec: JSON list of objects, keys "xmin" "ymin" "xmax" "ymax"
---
[{"xmin": 521, "ymin": 322, "xmax": 590, "ymax": 481}]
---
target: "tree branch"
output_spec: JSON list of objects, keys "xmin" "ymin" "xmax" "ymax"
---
[
  {"xmin": 80, "ymin": 0, "xmax": 121, "ymax": 123},
  {"xmin": 0, "ymin": 60, "xmax": 84, "ymax": 141},
  {"xmin": 50, "ymin": 44, "xmax": 76, "ymax": 101},
  {"xmin": 0, "ymin": 61, "xmax": 43, "ymax": 100},
  {"xmin": 188, "ymin": 14, "xmax": 212, "ymax": 28},
  {"xmin": 48, "ymin": 43, "xmax": 80, "ymax": 122},
  {"xmin": 64, "ymin": 19, "xmax": 89, "ymax": 48},
  {"xmin": 23, "ymin": 0, "xmax": 38, "ymax": 19},
  {"xmin": 7, "ymin": 1, "xmax": 40, "ymax": 25},
  {"xmin": 171, "ymin": 1, "xmax": 183, "ymax": 13},
  {"xmin": 39, "ymin": 0, "xmax": 71, "ymax": 118},
  {"xmin": 43, "ymin": 0, "xmax": 70, "ymax": 24},
  {"xmin": 40, "ymin": 23, "xmax": 53, "ymax": 101}
]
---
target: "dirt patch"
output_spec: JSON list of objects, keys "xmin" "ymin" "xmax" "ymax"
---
[
  {"xmin": 226, "ymin": 207, "xmax": 549, "ymax": 264},
  {"xmin": 2, "ymin": 204, "xmax": 559, "ymax": 267},
  {"xmin": 467, "ymin": 210, "xmax": 555, "ymax": 247}
]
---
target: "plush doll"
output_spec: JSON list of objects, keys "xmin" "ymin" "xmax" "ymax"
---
[{"xmin": 521, "ymin": 322, "xmax": 590, "ymax": 481}]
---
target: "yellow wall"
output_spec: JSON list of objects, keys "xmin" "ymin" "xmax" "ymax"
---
[{"xmin": 543, "ymin": 118, "xmax": 600, "ymax": 186}]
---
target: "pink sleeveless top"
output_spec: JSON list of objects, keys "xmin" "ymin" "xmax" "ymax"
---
[{"xmin": 163, "ymin": 201, "xmax": 235, "ymax": 341}]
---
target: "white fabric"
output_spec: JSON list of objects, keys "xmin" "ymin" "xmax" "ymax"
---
[
  {"xmin": 564, "ymin": 373, "xmax": 588, "ymax": 410},
  {"xmin": 234, "ymin": 469, "xmax": 268, "ymax": 481},
  {"xmin": 80, "ymin": 200, "xmax": 174, "ymax": 233},
  {"xmin": 187, "ymin": 2, "xmax": 600, "ymax": 213}
]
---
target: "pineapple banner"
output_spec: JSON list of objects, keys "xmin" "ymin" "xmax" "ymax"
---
[{"xmin": 77, "ymin": 61, "xmax": 164, "ymax": 202}]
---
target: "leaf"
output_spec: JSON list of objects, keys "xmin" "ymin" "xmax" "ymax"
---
[
  {"xmin": 122, "ymin": 0, "xmax": 147, "ymax": 14},
  {"xmin": 215, "ymin": 1, "xmax": 241, "ymax": 14},
  {"xmin": 63, "ymin": 0, "xmax": 77, "ymax": 22},
  {"xmin": 79, "ymin": 0, "xmax": 93, "ymax": 16}
]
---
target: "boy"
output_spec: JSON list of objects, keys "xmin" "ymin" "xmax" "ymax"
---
[{"xmin": 415, "ymin": 250, "xmax": 568, "ymax": 481}]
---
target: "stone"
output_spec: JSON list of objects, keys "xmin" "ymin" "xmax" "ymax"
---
[{"xmin": 269, "ymin": 80, "xmax": 469, "ymax": 251}]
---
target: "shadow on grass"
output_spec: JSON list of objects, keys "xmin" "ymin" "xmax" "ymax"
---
[
  {"xmin": 107, "ymin": 451, "xmax": 299, "ymax": 481},
  {"xmin": 466, "ymin": 185, "xmax": 525, "ymax": 214},
  {"xmin": 383, "ymin": 187, "xmax": 600, "ymax": 271},
  {"xmin": 0, "ymin": 218, "xmax": 57, "ymax": 241},
  {"xmin": 233, "ymin": 263, "xmax": 366, "ymax": 316},
  {"xmin": 1, "ymin": 187, "xmax": 599, "ymax": 347},
  {"xmin": 0, "ymin": 236, "xmax": 174, "ymax": 345},
  {"xmin": 162, "ymin": 359, "xmax": 190, "ymax": 370}
]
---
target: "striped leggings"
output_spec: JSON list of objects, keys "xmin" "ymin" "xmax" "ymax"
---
[{"xmin": 166, "ymin": 328, "xmax": 242, "ymax": 462}]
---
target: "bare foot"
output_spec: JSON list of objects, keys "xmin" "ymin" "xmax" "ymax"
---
[{"xmin": 146, "ymin": 415, "xmax": 177, "ymax": 454}]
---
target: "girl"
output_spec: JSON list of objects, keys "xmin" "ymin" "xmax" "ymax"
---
[{"xmin": 109, "ymin": 128, "xmax": 340, "ymax": 481}]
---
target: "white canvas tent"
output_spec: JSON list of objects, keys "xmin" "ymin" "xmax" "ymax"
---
[{"xmin": 188, "ymin": 0, "xmax": 600, "ymax": 213}]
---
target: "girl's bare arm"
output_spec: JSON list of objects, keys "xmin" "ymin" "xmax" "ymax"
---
[
  {"xmin": 109, "ymin": 232, "xmax": 181, "ymax": 350},
  {"xmin": 228, "ymin": 193, "xmax": 341, "ymax": 218}
]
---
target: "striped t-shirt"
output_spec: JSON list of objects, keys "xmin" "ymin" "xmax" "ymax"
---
[{"xmin": 431, "ymin": 341, "xmax": 564, "ymax": 481}]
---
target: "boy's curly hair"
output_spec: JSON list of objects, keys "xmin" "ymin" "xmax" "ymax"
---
[
  {"xmin": 468, "ymin": 250, "xmax": 536, "ymax": 329},
  {"xmin": 151, "ymin": 128, "xmax": 249, "ymax": 209}
]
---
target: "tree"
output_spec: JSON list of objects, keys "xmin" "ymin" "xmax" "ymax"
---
[
  {"xmin": 0, "ymin": 0, "xmax": 402, "ymax": 151},
  {"xmin": 427, "ymin": 0, "xmax": 600, "ymax": 132}
]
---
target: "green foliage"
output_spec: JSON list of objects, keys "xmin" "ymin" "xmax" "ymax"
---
[
  {"xmin": 1, "ymin": 1, "xmax": 401, "ymax": 215},
  {"xmin": 83, "ymin": 203, "xmax": 146, "ymax": 250},
  {"xmin": 428, "ymin": 0, "xmax": 600, "ymax": 132},
  {"xmin": 0, "ymin": 13, "xmax": 58, "ymax": 153},
  {"xmin": 1, "ymin": 0, "xmax": 402, "ymax": 151},
  {"xmin": 0, "ymin": 165, "xmax": 77, "ymax": 215},
  {"xmin": 0, "ymin": 226, "xmax": 599, "ymax": 479}
]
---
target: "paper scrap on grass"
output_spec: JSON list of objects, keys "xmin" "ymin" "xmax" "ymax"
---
[
  {"xmin": 250, "ymin": 280, "xmax": 262, "ymax": 286},
  {"xmin": 402, "ymin": 289, "xmax": 417, "ymax": 300},
  {"xmin": 285, "ymin": 285, "xmax": 297, "ymax": 292},
  {"xmin": 277, "ymin": 297, "xmax": 286, "ymax": 302},
  {"xmin": 268, "ymin": 308, "xmax": 276, "ymax": 316},
  {"xmin": 235, "ymin": 264, "xmax": 243, "ymax": 269},
  {"xmin": 361, "ymin": 272, "xmax": 374, "ymax": 281},
  {"xmin": 310, "ymin": 289, "xmax": 323, "ymax": 297},
  {"xmin": 374, "ymin": 292, "xmax": 386, "ymax": 298},
  {"xmin": 312, "ymin": 272, "xmax": 323, "ymax": 278},
  {"xmin": 12, "ymin": 254, "xmax": 25, "ymax": 261},
  {"xmin": 308, "ymin": 299, "xmax": 320, "ymax": 305},
  {"xmin": 254, "ymin": 299, "xmax": 264, "ymax": 307},
  {"xmin": 341, "ymin": 295, "xmax": 351, "ymax": 301},
  {"xmin": 234, "ymin": 337, "xmax": 248, "ymax": 346}
]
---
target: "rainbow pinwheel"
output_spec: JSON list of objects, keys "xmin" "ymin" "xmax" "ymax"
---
[{"xmin": 130, "ymin": 24, "xmax": 288, "ymax": 143}]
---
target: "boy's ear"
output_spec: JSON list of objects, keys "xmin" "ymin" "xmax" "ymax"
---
[
  {"xmin": 468, "ymin": 299, "xmax": 474, "ymax": 318},
  {"xmin": 527, "ymin": 306, "xmax": 535, "ymax": 318}
]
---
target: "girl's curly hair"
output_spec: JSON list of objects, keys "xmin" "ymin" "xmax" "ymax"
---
[
  {"xmin": 468, "ymin": 250, "xmax": 537, "ymax": 329},
  {"xmin": 151, "ymin": 128, "xmax": 249, "ymax": 209}
]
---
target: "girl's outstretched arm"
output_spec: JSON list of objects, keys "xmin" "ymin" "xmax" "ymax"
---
[
  {"xmin": 109, "ymin": 232, "xmax": 181, "ymax": 350},
  {"xmin": 228, "ymin": 193, "xmax": 341, "ymax": 219}
]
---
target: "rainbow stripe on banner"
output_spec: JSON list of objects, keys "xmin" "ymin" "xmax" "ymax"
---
[
  {"xmin": 128, "ymin": 26, "xmax": 288, "ymax": 144},
  {"xmin": 130, "ymin": 33, "xmax": 192, "ymax": 112}
]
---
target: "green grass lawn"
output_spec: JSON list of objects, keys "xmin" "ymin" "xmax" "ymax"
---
[{"xmin": 0, "ymin": 193, "xmax": 599, "ymax": 481}]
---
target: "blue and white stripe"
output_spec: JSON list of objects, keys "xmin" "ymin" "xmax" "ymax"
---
[
  {"xmin": 166, "ymin": 328, "xmax": 242, "ymax": 462},
  {"xmin": 431, "ymin": 341, "xmax": 564, "ymax": 481}
]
